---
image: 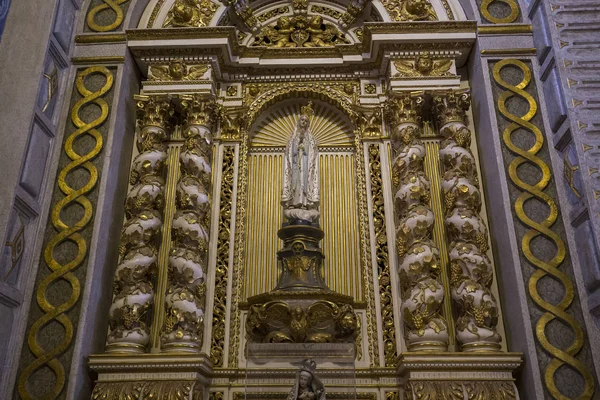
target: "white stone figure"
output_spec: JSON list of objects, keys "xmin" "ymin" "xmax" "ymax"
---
[
  {"xmin": 282, "ymin": 102, "xmax": 320, "ymax": 223},
  {"xmin": 287, "ymin": 359, "xmax": 326, "ymax": 400}
]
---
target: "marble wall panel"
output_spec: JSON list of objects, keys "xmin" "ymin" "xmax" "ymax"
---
[
  {"xmin": 542, "ymin": 67, "xmax": 567, "ymax": 133},
  {"xmin": 19, "ymin": 119, "xmax": 53, "ymax": 200},
  {"xmin": 531, "ymin": 3, "xmax": 552, "ymax": 64},
  {"xmin": 53, "ymin": 0, "xmax": 78, "ymax": 53},
  {"xmin": 0, "ymin": 203, "xmax": 30, "ymax": 287}
]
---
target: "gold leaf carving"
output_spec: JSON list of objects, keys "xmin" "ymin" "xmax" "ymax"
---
[{"xmin": 163, "ymin": 0, "xmax": 218, "ymax": 28}]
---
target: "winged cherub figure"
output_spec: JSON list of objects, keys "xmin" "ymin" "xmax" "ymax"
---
[{"xmin": 394, "ymin": 53, "xmax": 453, "ymax": 77}]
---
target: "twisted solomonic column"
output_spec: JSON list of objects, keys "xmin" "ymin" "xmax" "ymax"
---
[
  {"xmin": 386, "ymin": 94, "xmax": 449, "ymax": 351},
  {"xmin": 106, "ymin": 95, "xmax": 172, "ymax": 353},
  {"xmin": 432, "ymin": 90, "xmax": 502, "ymax": 351},
  {"xmin": 161, "ymin": 95, "xmax": 215, "ymax": 352}
]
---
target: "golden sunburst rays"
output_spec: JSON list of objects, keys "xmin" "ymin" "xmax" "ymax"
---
[{"xmin": 252, "ymin": 102, "xmax": 353, "ymax": 147}]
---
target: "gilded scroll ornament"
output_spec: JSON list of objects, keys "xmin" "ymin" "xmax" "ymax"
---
[
  {"xmin": 163, "ymin": 0, "xmax": 218, "ymax": 28},
  {"xmin": 149, "ymin": 61, "xmax": 209, "ymax": 81},
  {"xmin": 367, "ymin": 143, "xmax": 398, "ymax": 365},
  {"xmin": 105, "ymin": 95, "xmax": 173, "ymax": 353},
  {"xmin": 382, "ymin": 0, "xmax": 437, "ymax": 21},
  {"xmin": 247, "ymin": 298, "xmax": 359, "ymax": 343},
  {"xmin": 252, "ymin": 16, "xmax": 350, "ymax": 48},
  {"xmin": 87, "ymin": 0, "xmax": 130, "ymax": 32},
  {"xmin": 161, "ymin": 95, "xmax": 215, "ymax": 352},
  {"xmin": 493, "ymin": 59, "xmax": 595, "ymax": 399},
  {"xmin": 385, "ymin": 93, "xmax": 449, "ymax": 351},
  {"xmin": 210, "ymin": 146, "xmax": 235, "ymax": 367},
  {"xmin": 354, "ymin": 132, "xmax": 380, "ymax": 366},
  {"xmin": 257, "ymin": 6, "xmax": 290, "ymax": 23},
  {"xmin": 339, "ymin": 0, "xmax": 368, "ymax": 28},
  {"xmin": 356, "ymin": 108, "xmax": 383, "ymax": 138},
  {"xmin": 229, "ymin": 132, "xmax": 250, "ymax": 368},
  {"xmin": 393, "ymin": 53, "xmax": 453, "ymax": 77},
  {"xmin": 432, "ymin": 90, "xmax": 501, "ymax": 352},
  {"xmin": 18, "ymin": 66, "xmax": 113, "ymax": 400}
]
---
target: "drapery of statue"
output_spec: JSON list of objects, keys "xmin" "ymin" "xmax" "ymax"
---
[
  {"xmin": 281, "ymin": 102, "xmax": 320, "ymax": 223},
  {"xmin": 245, "ymin": 101, "xmax": 358, "ymax": 344}
]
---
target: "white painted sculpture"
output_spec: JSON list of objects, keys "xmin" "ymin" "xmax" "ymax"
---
[{"xmin": 281, "ymin": 102, "xmax": 320, "ymax": 223}]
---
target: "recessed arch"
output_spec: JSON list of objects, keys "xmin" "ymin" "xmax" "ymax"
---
[{"xmin": 247, "ymin": 84, "xmax": 357, "ymax": 131}]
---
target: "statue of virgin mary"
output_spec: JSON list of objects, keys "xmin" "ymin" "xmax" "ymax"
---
[
  {"xmin": 287, "ymin": 359, "xmax": 326, "ymax": 400},
  {"xmin": 281, "ymin": 102, "xmax": 320, "ymax": 223}
]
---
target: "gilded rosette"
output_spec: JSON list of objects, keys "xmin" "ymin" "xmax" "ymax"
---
[
  {"xmin": 386, "ymin": 94, "xmax": 448, "ymax": 351},
  {"xmin": 432, "ymin": 90, "xmax": 501, "ymax": 351},
  {"xmin": 161, "ymin": 94, "xmax": 215, "ymax": 352},
  {"xmin": 106, "ymin": 95, "xmax": 172, "ymax": 353}
]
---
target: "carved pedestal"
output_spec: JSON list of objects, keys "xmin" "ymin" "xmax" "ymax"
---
[
  {"xmin": 398, "ymin": 352, "xmax": 523, "ymax": 399},
  {"xmin": 89, "ymin": 353, "xmax": 211, "ymax": 400},
  {"xmin": 246, "ymin": 223, "xmax": 359, "ymax": 344}
]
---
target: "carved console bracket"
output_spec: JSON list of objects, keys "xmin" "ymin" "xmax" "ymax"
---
[{"xmin": 398, "ymin": 352, "xmax": 523, "ymax": 399}]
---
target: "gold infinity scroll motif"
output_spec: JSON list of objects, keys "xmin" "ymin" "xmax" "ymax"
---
[
  {"xmin": 493, "ymin": 59, "xmax": 595, "ymax": 400},
  {"xmin": 18, "ymin": 66, "xmax": 113, "ymax": 400},
  {"xmin": 480, "ymin": 0, "xmax": 519, "ymax": 24},
  {"xmin": 87, "ymin": 0, "xmax": 130, "ymax": 32}
]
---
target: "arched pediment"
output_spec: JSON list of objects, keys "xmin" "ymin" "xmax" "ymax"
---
[{"xmin": 136, "ymin": 0, "xmax": 467, "ymax": 31}]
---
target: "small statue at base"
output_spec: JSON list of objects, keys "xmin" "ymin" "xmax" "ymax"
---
[{"xmin": 288, "ymin": 359, "xmax": 326, "ymax": 400}]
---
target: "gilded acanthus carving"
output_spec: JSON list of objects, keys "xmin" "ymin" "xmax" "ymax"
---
[
  {"xmin": 161, "ymin": 95, "xmax": 215, "ymax": 352},
  {"xmin": 355, "ymin": 108, "xmax": 383, "ymax": 137},
  {"xmin": 382, "ymin": 0, "xmax": 437, "ymax": 21},
  {"xmin": 92, "ymin": 380, "xmax": 204, "ymax": 400},
  {"xmin": 106, "ymin": 95, "xmax": 173, "ymax": 352},
  {"xmin": 340, "ymin": 0, "xmax": 368, "ymax": 28},
  {"xmin": 367, "ymin": 144, "xmax": 397, "ymax": 366},
  {"xmin": 163, "ymin": 0, "xmax": 218, "ymax": 27},
  {"xmin": 149, "ymin": 61, "xmax": 209, "ymax": 82},
  {"xmin": 385, "ymin": 93, "xmax": 449, "ymax": 351},
  {"xmin": 393, "ymin": 53, "xmax": 453, "ymax": 77},
  {"xmin": 210, "ymin": 146, "xmax": 235, "ymax": 367},
  {"xmin": 405, "ymin": 381, "xmax": 516, "ymax": 399},
  {"xmin": 252, "ymin": 15, "xmax": 350, "ymax": 47},
  {"xmin": 432, "ymin": 90, "xmax": 502, "ymax": 351}
]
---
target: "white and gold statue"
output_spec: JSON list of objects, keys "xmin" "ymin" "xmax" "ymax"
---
[
  {"xmin": 287, "ymin": 359, "xmax": 326, "ymax": 400},
  {"xmin": 282, "ymin": 102, "xmax": 320, "ymax": 223}
]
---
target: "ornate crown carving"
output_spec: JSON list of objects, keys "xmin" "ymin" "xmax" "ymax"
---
[
  {"xmin": 301, "ymin": 101, "xmax": 315, "ymax": 117},
  {"xmin": 432, "ymin": 89, "xmax": 471, "ymax": 126},
  {"xmin": 300, "ymin": 359, "xmax": 317, "ymax": 373}
]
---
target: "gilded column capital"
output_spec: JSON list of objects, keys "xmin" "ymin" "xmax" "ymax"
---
[
  {"xmin": 385, "ymin": 92, "xmax": 424, "ymax": 131},
  {"xmin": 431, "ymin": 89, "xmax": 470, "ymax": 127},
  {"xmin": 181, "ymin": 94, "xmax": 218, "ymax": 129},
  {"xmin": 135, "ymin": 94, "xmax": 173, "ymax": 129}
]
